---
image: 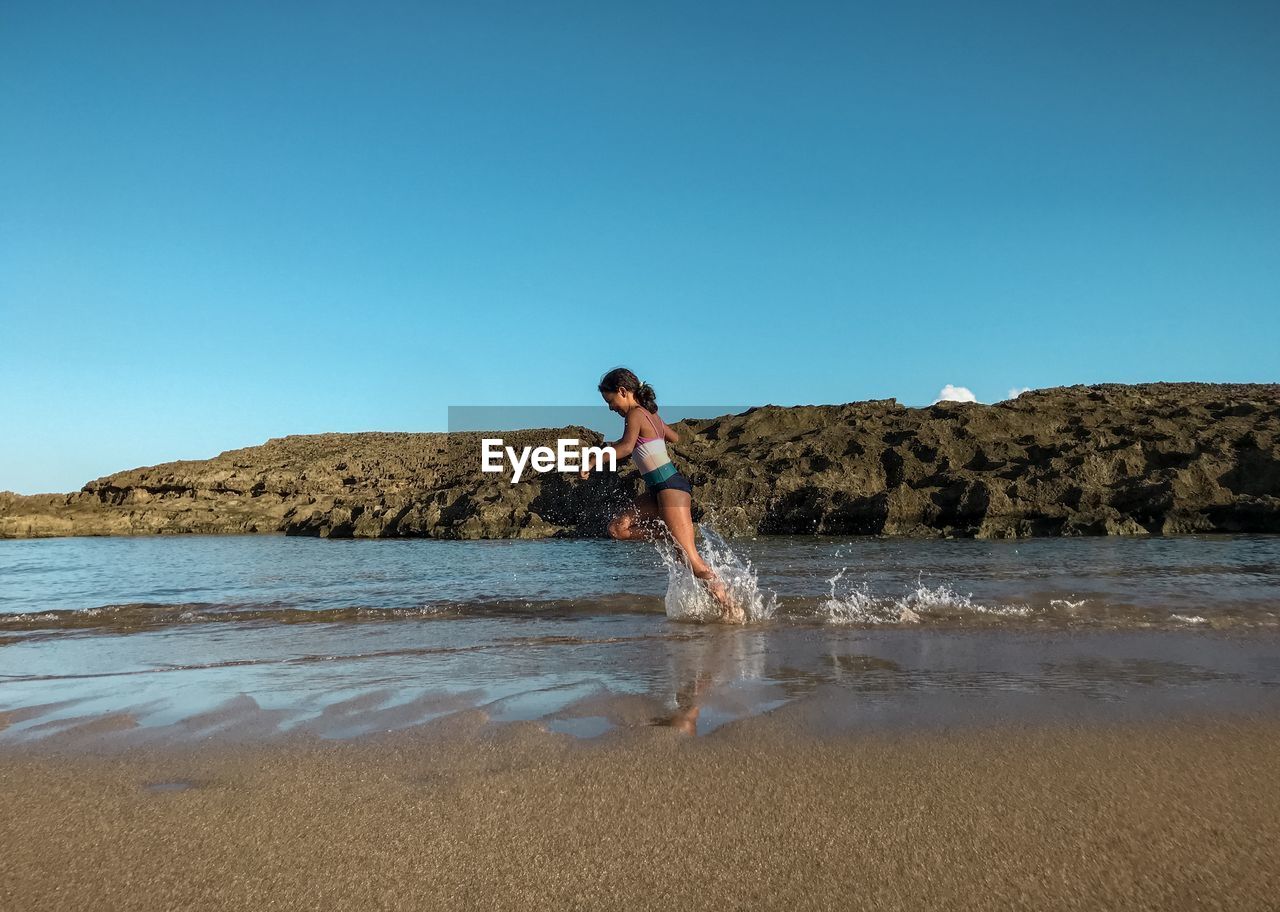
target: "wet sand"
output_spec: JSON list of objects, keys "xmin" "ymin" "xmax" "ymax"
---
[{"xmin": 3, "ymin": 710, "xmax": 1279, "ymax": 911}]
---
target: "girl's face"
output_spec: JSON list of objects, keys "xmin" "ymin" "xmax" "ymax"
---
[{"xmin": 600, "ymin": 388, "xmax": 634, "ymax": 414}]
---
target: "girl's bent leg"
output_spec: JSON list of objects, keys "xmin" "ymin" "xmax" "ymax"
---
[{"xmin": 607, "ymin": 491, "xmax": 663, "ymax": 542}]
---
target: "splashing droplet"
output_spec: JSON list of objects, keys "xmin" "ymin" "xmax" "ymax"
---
[{"xmin": 654, "ymin": 525, "xmax": 777, "ymax": 623}]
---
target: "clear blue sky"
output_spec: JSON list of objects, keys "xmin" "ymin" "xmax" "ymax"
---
[{"xmin": 2, "ymin": 0, "xmax": 1277, "ymax": 493}]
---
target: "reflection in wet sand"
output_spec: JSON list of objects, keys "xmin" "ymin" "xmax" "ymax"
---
[
  {"xmin": 3, "ymin": 624, "xmax": 1279, "ymax": 747},
  {"xmin": 651, "ymin": 630, "xmax": 779, "ymax": 735}
]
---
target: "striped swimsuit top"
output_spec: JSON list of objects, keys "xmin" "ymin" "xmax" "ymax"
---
[{"xmin": 631, "ymin": 409, "xmax": 677, "ymax": 487}]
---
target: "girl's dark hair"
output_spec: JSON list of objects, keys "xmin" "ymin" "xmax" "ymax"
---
[{"xmin": 598, "ymin": 367, "xmax": 657, "ymax": 412}]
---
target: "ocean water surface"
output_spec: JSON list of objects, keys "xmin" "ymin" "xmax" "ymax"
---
[{"xmin": 2, "ymin": 533, "xmax": 1278, "ymax": 742}]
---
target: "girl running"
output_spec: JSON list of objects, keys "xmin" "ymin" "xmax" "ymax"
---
[{"xmin": 582, "ymin": 368, "xmax": 741, "ymax": 622}]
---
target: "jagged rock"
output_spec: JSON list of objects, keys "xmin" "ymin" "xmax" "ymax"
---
[{"xmin": 1, "ymin": 383, "xmax": 1277, "ymax": 540}]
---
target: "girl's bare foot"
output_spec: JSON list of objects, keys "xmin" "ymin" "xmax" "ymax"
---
[
  {"xmin": 719, "ymin": 598, "xmax": 746, "ymax": 624},
  {"xmin": 695, "ymin": 568, "xmax": 743, "ymax": 623}
]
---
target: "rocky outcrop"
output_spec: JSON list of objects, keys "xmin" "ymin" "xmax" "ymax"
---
[{"xmin": 2, "ymin": 383, "xmax": 1277, "ymax": 540}]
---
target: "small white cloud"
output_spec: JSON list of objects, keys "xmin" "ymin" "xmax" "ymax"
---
[
  {"xmin": 935, "ymin": 384, "xmax": 978, "ymax": 404},
  {"xmin": 1006, "ymin": 386, "xmax": 1032, "ymax": 400}
]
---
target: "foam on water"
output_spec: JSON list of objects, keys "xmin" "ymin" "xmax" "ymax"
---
[
  {"xmin": 657, "ymin": 525, "xmax": 777, "ymax": 623},
  {"xmin": 822, "ymin": 570, "xmax": 1032, "ymax": 625}
]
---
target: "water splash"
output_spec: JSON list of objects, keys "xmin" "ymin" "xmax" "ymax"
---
[
  {"xmin": 822, "ymin": 570, "xmax": 915, "ymax": 624},
  {"xmin": 1050, "ymin": 598, "xmax": 1089, "ymax": 612},
  {"xmin": 656, "ymin": 525, "xmax": 777, "ymax": 623},
  {"xmin": 823, "ymin": 570, "xmax": 1031, "ymax": 625}
]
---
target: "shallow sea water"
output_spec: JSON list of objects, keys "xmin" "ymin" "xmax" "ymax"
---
[{"xmin": 1, "ymin": 533, "xmax": 1278, "ymax": 742}]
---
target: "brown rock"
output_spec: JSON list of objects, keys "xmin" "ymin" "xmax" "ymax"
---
[{"xmin": 2, "ymin": 383, "xmax": 1277, "ymax": 540}]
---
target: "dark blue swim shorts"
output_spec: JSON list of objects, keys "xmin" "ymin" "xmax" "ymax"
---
[{"xmin": 647, "ymin": 471, "xmax": 693, "ymax": 495}]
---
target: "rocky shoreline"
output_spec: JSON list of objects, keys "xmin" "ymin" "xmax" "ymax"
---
[{"xmin": 2, "ymin": 383, "xmax": 1277, "ymax": 540}]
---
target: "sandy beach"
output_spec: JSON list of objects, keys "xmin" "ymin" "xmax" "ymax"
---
[
  {"xmin": 5, "ymin": 536, "xmax": 1280, "ymax": 909},
  {"xmin": 4, "ymin": 710, "xmax": 1278, "ymax": 911}
]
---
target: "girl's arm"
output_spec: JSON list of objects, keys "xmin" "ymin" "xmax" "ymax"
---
[
  {"xmin": 663, "ymin": 421, "xmax": 679, "ymax": 445},
  {"xmin": 607, "ymin": 409, "xmax": 646, "ymax": 461}
]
